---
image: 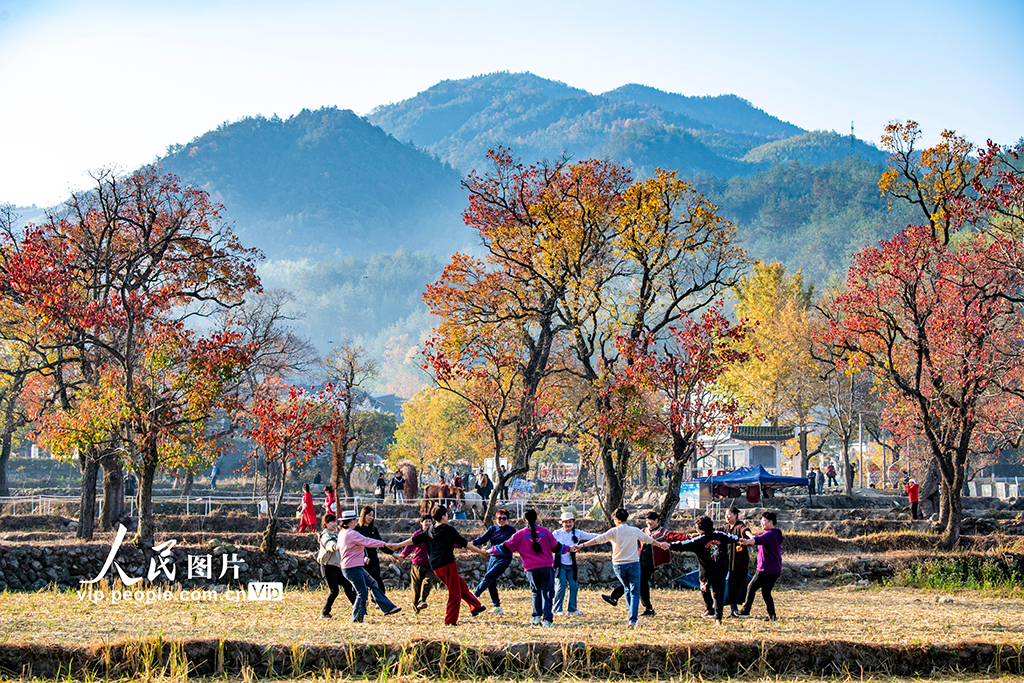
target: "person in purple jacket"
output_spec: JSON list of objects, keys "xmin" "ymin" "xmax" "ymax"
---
[
  {"xmin": 489, "ymin": 508, "xmax": 564, "ymax": 627},
  {"xmin": 735, "ymin": 510, "xmax": 783, "ymax": 621}
]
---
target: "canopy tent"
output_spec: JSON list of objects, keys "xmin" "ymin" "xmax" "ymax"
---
[{"xmin": 695, "ymin": 465, "xmax": 809, "ymax": 503}]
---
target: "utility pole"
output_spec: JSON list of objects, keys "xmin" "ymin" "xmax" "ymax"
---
[{"xmin": 858, "ymin": 412, "xmax": 864, "ymax": 489}]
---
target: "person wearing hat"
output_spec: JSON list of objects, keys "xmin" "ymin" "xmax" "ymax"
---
[
  {"xmin": 552, "ymin": 509, "xmax": 598, "ymax": 615},
  {"xmin": 906, "ymin": 477, "xmax": 921, "ymax": 519},
  {"xmin": 336, "ymin": 509, "xmax": 403, "ymax": 622}
]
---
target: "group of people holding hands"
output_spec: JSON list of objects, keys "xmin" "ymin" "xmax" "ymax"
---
[{"xmin": 316, "ymin": 503, "xmax": 784, "ymax": 627}]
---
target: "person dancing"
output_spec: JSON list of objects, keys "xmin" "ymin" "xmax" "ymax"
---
[
  {"xmin": 669, "ymin": 515, "xmax": 740, "ymax": 624},
  {"xmin": 720, "ymin": 506, "xmax": 753, "ymax": 616},
  {"xmin": 488, "ymin": 508, "xmax": 562, "ymax": 626},
  {"xmin": 394, "ymin": 506, "xmax": 485, "ymax": 625},
  {"xmin": 735, "ymin": 510, "xmax": 783, "ymax": 621},
  {"xmin": 471, "ymin": 508, "xmax": 517, "ymax": 613},
  {"xmin": 574, "ymin": 508, "xmax": 669, "ymax": 627}
]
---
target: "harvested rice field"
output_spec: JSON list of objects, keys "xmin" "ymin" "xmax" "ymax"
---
[
  {"xmin": 3, "ymin": 585, "xmax": 1020, "ymax": 647},
  {"xmin": 1, "ymin": 585, "xmax": 1022, "ymax": 679}
]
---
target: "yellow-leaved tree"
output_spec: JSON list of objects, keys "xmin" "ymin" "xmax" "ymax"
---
[{"xmin": 720, "ymin": 261, "xmax": 825, "ymax": 475}]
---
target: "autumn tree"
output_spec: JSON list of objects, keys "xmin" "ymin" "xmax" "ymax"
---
[
  {"xmin": 558, "ymin": 168, "xmax": 746, "ymax": 519},
  {"xmin": 424, "ymin": 150, "xmax": 587, "ymax": 507},
  {"xmin": 248, "ymin": 382, "xmax": 336, "ymax": 554},
  {"xmin": 721, "ymin": 261, "xmax": 824, "ymax": 475},
  {"xmin": 322, "ymin": 340, "xmax": 380, "ymax": 500},
  {"xmin": 612, "ymin": 304, "xmax": 751, "ymax": 517},
  {"xmin": 0, "ymin": 167, "xmax": 261, "ymax": 547},
  {"xmin": 819, "ymin": 122, "xmax": 1024, "ymax": 547},
  {"xmin": 422, "ymin": 326, "xmax": 554, "ymax": 524}
]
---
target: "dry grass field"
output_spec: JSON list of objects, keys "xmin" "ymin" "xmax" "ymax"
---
[{"xmin": 3, "ymin": 584, "xmax": 1022, "ymax": 648}]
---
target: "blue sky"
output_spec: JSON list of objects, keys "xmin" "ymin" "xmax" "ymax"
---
[{"xmin": 1, "ymin": 0, "xmax": 1021, "ymax": 207}]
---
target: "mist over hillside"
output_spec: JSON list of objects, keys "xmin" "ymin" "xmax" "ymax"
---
[{"xmin": 12, "ymin": 72, "xmax": 908, "ymax": 397}]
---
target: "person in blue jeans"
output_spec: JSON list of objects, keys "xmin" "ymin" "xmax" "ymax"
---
[
  {"xmin": 574, "ymin": 508, "xmax": 668, "ymax": 626},
  {"xmin": 552, "ymin": 510, "xmax": 598, "ymax": 615},
  {"xmin": 471, "ymin": 508, "xmax": 517, "ymax": 614}
]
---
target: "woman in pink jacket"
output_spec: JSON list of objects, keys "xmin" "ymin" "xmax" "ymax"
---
[
  {"xmin": 488, "ymin": 508, "xmax": 563, "ymax": 627},
  {"xmin": 335, "ymin": 510, "xmax": 402, "ymax": 622}
]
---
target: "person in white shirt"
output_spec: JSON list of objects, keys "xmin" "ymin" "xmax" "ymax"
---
[
  {"xmin": 552, "ymin": 510, "xmax": 598, "ymax": 615},
  {"xmin": 573, "ymin": 507, "xmax": 669, "ymax": 626}
]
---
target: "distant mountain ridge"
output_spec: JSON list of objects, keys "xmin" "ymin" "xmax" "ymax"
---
[{"xmin": 368, "ymin": 72, "xmax": 887, "ymax": 176}]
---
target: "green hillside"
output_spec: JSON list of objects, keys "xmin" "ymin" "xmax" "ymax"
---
[
  {"xmin": 158, "ymin": 107, "xmax": 472, "ymax": 259},
  {"xmin": 743, "ymin": 130, "xmax": 887, "ymax": 165},
  {"xmin": 601, "ymin": 84, "xmax": 802, "ymax": 138}
]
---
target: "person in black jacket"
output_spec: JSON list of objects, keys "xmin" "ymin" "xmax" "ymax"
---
[
  {"xmin": 669, "ymin": 515, "xmax": 740, "ymax": 624},
  {"xmin": 392, "ymin": 506, "xmax": 487, "ymax": 625},
  {"xmin": 355, "ymin": 505, "xmax": 393, "ymax": 593},
  {"xmin": 720, "ymin": 506, "xmax": 753, "ymax": 616}
]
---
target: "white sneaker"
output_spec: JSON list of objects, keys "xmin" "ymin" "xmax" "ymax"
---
[
  {"xmin": 529, "ymin": 616, "xmax": 542, "ymax": 625},
  {"xmin": 552, "ymin": 610, "xmax": 564, "ymax": 616},
  {"xmin": 542, "ymin": 620, "xmax": 555, "ymax": 627},
  {"xmin": 566, "ymin": 610, "xmax": 583, "ymax": 615},
  {"xmin": 490, "ymin": 606, "xmax": 504, "ymax": 615}
]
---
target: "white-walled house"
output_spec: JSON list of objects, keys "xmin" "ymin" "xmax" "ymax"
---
[{"xmin": 695, "ymin": 425, "xmax": 796, "ymax": 477}]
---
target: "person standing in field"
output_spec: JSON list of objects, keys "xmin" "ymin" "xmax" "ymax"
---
[
  {"xmin": 720, "ymin": 506, "xmax": 752, "ymax": 616},
  {"xmin": 552, "ymin": 509, "xmax": 598, "ymax": 615},
  {"xmin": 323, "ymin": 484, "xmax": 337, "ymax": 516},
  {"xmin": 573, "ymin": 508, "xmax": 669, "ymax": 627},
  {"xmin": 471, "ymin": 508, "xmax": 517, "ymax": 613},
  {"xmin": 393, "ymin": 505, "xmax": 486, "ymax": 625},
  {"xmin": 489, "ymin": 508, "xmax": 563, "ymax": 626},
  {"xmin": 735, "ymin": 510, "xmax": 783, "ymax": 621},
  {"xmin": 475, "ymin": 471, "xmax": 494, "ymax": 501},
  {"xmin": 390, "ymin": 470, "xmax": 406, "ymax": 504},
  {"xmin": 355, "ymin": 505, "xmax": 393, "ymax": 593},
  {"xmin": 906, "ymin": 478, "xmax": 921, "ymax": 519},
  {"xmin": 299, "ymin": 483, "xmax": 318, "ymax": 533},
  {"xmin": 399, "ymin": 515, "xmax": 437, "ymax": 612},
  {"xmin": 336, "ymin": 510, "xmax": 402, "ymax": 622},
  {"xmin": 816, "ymin": 468, "xmax": 825, "ymax": 495},
  {"xmin": 826, "ymin": 462, "xmax": 838, "ymax": 488},
  {"xmin": 668, "ymin": 515, "xmax": 740, "ymax": 624},
  {"xmin": 602, "ymin": 510, "xmax": 673, "ymax": 616}
]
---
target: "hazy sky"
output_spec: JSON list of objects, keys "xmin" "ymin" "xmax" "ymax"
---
[{"xmin": 1, "ymin": 0, "xmax": 1021, "ymax": 207}]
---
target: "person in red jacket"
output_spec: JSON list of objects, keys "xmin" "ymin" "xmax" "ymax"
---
[
  {"xmin": 298, "ymin": 483, "xmax": 318, "ymax": 533},
  {"xmin": 906, "ymin": 478, "xmax": 921, "ymax": 519}
]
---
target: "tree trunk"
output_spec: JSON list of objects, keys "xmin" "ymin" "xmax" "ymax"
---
[
  {"xmin": 262, "ymin": 458, "xmax": 289, "ymax": 556},
  {"xmin": 598, "ymin": 440, "xmax": 628, "ymax": 522},
  {"xmin": 76, "ymin": 451, "xmax": 100, "ymax": 541},
  {"xmin": 939, "ymin": 462, "xmax": 964, "ymax": 549},
  {"xmin": 99, "ymin": 450, "xmax": 123, "ymax": 531},
  {"xmin": 133, "ymin": 440, "xmax": 159, "ymax": 549},
  {"xmin": 938, "ymin": 477, "xmax": 951, "ymax": 531},
  {"xmin": 658, "ymin": 434, "xmax": 689, "ymax": 520},
  {"xmin": 798, "ymin": 429, "xmax": 810, "ymax": 478},
  {"xmin": 181, "ymin": 470, "xmax": 194, "ymax": 499},
  {"xmin": 0, "ymin": 432, "xmax": 12, "ymax": 498}
]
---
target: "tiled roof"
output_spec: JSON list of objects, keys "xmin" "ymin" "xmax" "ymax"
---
[{"xmin": 730, "ymin": 425, "xmax": 796, "ymax": 442}]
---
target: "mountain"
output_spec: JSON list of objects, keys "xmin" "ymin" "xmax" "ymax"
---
[
  {"xmin": 158, "ymin": 107, "xmax": 472, "ymax": 260},
  {"xmin": 743, "ymin": 130, "xmax": 887, "ymax": 166},
  {"xmin": 367, "ymin": 72, "xmax": 882, "ymax": 180},
  {"xmin": 601, "ymin": 84, "xmax": 802, "ymax": 138}
]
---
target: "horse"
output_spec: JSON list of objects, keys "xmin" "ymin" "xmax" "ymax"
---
[
  {"xmin": 420, "ymin": 484, "xmax": 465, "ymax": 516},
  {"xmin": 463, "ymin": 491, "xmax": 484, "ymax": 519}
]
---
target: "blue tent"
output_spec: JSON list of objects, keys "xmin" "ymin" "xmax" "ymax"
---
[{"xmin": 696, "ymin": 465, "xmax": 808, "ymax": 502}]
